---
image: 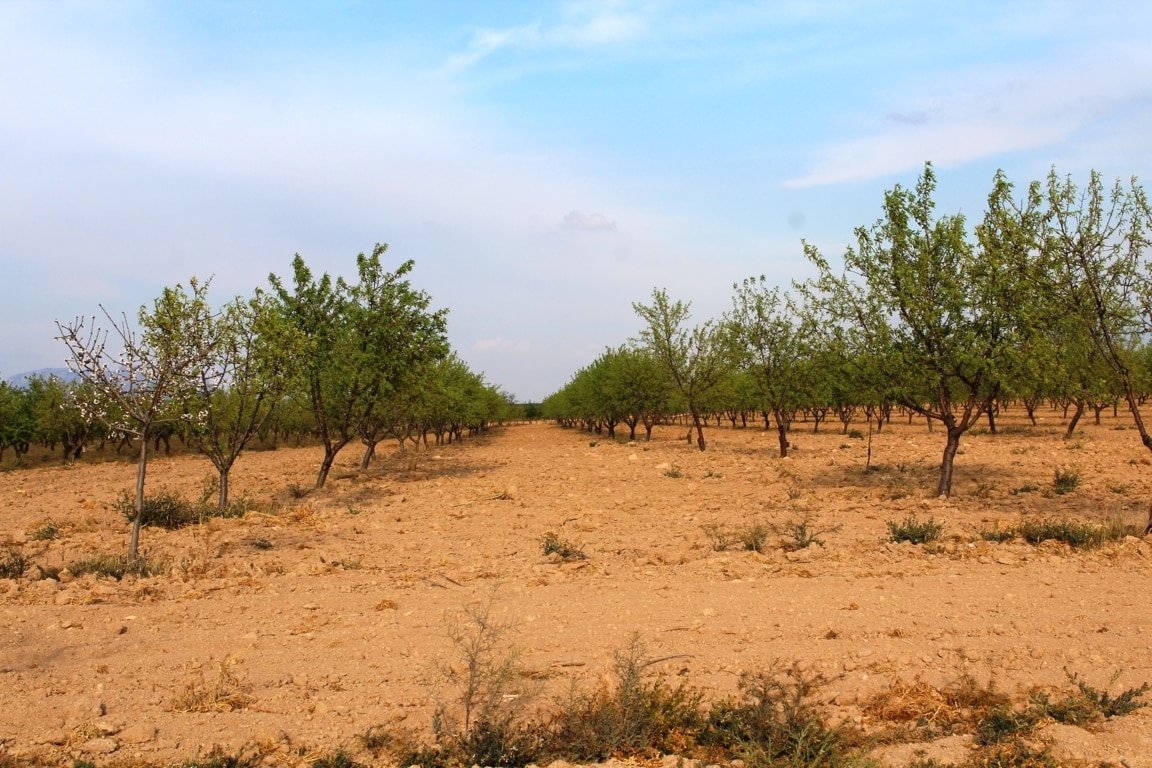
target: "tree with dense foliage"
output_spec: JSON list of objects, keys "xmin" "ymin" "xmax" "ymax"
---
[
  {"xmin": 270, "ymin": 245, "xmax": 449, "ymax": 487},
  {"xmin": 805, "ymin": 164, "xmax": 1046, "ymax": 496}
]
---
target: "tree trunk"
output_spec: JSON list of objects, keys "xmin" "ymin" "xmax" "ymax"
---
[
  {"xmin": 987, "ymin": 406, "xmax": 997, "ymax": 434},
  {"xmin": 774, "ymin": 411, "xmax": 790, "ymax": 458},
  {"xmin": 129, "ymin": 435, "xmax": 149, "ymax": 562},
  {"xmin": 316, "ymin": 445, "xmax": 339, "ymax": 487},
  {"xmin": 218, "ymin": 467, "xmax": 231, "ymax": 510},
  {"xmin": 360, "ymin": 441, "xmax": 377, "ymax": 471},
  {"xmin": 690, "ymin": 411, "xmax": 707, "ymax": 451},
  {"xmin": 1065, "ymin": 400, "xmax": 1083, "ymax": 440},
  {"xmin": 936, "ymin": 427, "xmax": 962, "ymax": 497}
]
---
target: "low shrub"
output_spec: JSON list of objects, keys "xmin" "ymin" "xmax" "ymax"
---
[
  {"xmin": 0, "ymin": 547, "xmax": 29, "ymax": 579},
  {"xmin": 1052, "ymin": 467, "xmax": 1080, "ymax": 495},
  {"xmin": 68, "ymin": 553, "xmax": 165, "ymax": 580},
  {"xmin": 112, "ymin": 488, "xmax": 252, "ymax": 529},
  {"xmin": 887, "ymin": 516, "xmax": 943, "ymax": 545},
  {"xmin": 541, "ymin": 531, "xmax": 586, "ymax": 561},
  {"xmin": 771, "ymin": 511, "xmax": 840, "ymax": 551}
]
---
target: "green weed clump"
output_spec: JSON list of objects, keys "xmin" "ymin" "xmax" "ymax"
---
[
  {"xmin": 112, "ymin": 487, "xmax": 252, "ymax": 529},
  {"xmin": 1051, "ymin": 467, "xmax": 1080, "ymax": 495},
  {"xmin": 1018, "ymin": 518, "xmax": 1111, "ymax": 548},
  {"xmin": 978, "ymin": 525, "xmax": 1016, "ymax": 543},
  {"xmin": 771, "ymin": 511, "xmax": 840, "ymax": 551},
  {"xmin": 541, "ymin": 531, "xmax": 586, "ymax": 561},
  {"xmin": 29, "ymin": 520, "xmax": 59, "ymax": 541},
  {"xmin": 887, "ymin": 516, "xmax": 944, "ymax": 545},
  {"xmin": 68, "ymin": 552, "xmax": 166, "ymax": 580}
]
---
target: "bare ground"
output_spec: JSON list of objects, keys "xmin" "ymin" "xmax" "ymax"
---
[{"xmin": 1, "ymin": 409, "xmax": 1151, "ymax": 767}]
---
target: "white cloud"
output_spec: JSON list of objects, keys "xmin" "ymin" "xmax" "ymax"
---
[
  {"xmin": 439, "ymin": 0, "xmax": 651, "ymax": 74},
  {"xmin": 785, "ymin": 46, "xmax": 1152, "ymax": 187},
  {"xmin": 562, "ymin": 210, "xmax": 617, "ymax": 231},
  {"xmin": 472, "ymin": 337, "xmax": 532, "ymax": 353}
]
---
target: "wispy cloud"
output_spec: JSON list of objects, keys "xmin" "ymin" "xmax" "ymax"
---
[
  {"xmin": 439, "ymin": 0, "xmax": 651, "ymax": 74},
  {"xmin": 786, "ymin": 46, "xmax": 1152, "ymax": 187},
  {"xmin": 562, "ymin": 210, "xmax": 617, "ymax": 231}
]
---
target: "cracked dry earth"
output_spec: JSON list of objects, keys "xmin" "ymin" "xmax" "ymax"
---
[{"xmin": 2, "ymin": 413, "xmax": 1152, "ymax": 767}]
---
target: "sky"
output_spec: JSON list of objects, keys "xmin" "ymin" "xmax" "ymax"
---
[{"xmin": 3, "ymin": 1, "xmax": 1152, "ymax": 401}]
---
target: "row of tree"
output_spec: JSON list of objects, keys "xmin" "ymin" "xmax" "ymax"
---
[
  {"xmin": 543, "ymin": 164, "xmax": 1152, "ymax": 498},
  {"xmin": 1, "ymin": 245, "xmax": 511, "ymax": 561}
]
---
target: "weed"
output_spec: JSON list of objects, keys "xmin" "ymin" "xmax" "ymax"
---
[
  {"xmin": 1051, "ymin": 467, "xmax": 1080, "ymax": 495},
  {"xmin": 541, "ymin": 531, "xmax": 587, "ymax": 560},
  {"xmin": 29, "ymin": 520, "xmax": 59, "ymax": 541},
  {"xmin": 170, "ymin": 652, "xmax": 255, "ymax": 712},
  {"xmin": 250, "ymin": 538, "xmax": 273, "ymax": 550},
  {"xmin": 547, "ymin": 634, "xmax": 701, "ymax": 761},
  {"xmin": 0, "ymin": 547, "xmax": 29, "ymax": 579},
  {"xmin": 785, "ymin": 485, "xmax": 803, "ymax": 500},
  {"xmin": 979, "ymin": 525, "xmax": 1016, "ymax": 543},
  {"xmin": 976, "ymin": 704, "xmax": 1041, "ymax": 745},
  {"xmin": 664, "ymin": 466, "xmax": 683, "ymax": 479},
  {"xmin": 1015, "ymin": 517, "xmax": 1130, "ymax": 549},
  {"xmin": 178, "ymin": 749, "xmax": 265, "ymax": 768},
  {"xmin": 68, "ymin": 553, "xmax": 165, "ymax": 580},
  {"xmin": 771, "ymin": 511, "xmax": 840, "ymax": 551},
  {"xmin": 703, "ymin": 663, "xmax": 855, "ymax": 767},
  {"xmin": 287, "ymin": 483, "xmax": 311, "ymax": 499},
  {"xmin": 738, "ymin": 524, "xmax": 770, "ymax": 553},
  {"xmin": 1046, "ymin": 672, "xmax": 1150, "ymax": 720},
  {"xmin": 701, "ymin": 523, "xmax": 737, "ymax": 551},
  {"xmin": 1109, "ymin": 482, "xmax": 1132, "ymax": 494},
  {"xmin": 113, "ymin": 488, "xmax": 251, "ymax": 529},
  {"xmin": 432, "ymin": 589, "xmax": 539, "ymax": 767},
  {"xmin": 887, "ymin": 516, "xmax": 944, "ymax": 545},
  {"xmin": 848, "ymin": 429, "xmax": 864, "ymax": 439},
  {"xmin": 310, "ymin": 750, "xmax": 365, "ymax": 768}
]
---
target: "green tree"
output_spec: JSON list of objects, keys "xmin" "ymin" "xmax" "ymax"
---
[
  {"xmin": 270, "ymin": 245, "xmax": 448, "ymax": 487},
  {"xmin": 633, "ymin": 288, "xmax": 731, "ymax": 451},
  {"xmin": 806, "ymin": 164, "xmax": 1043, "ymax": 496},
  {"xmin": 728, "ymin": 277, "xmax": 812, "ymax": 457},
  {"xmin": 1045, "ymin": 169, "xmax": 1152, "ymax": 448},
  {"xmin": 25, "ymin": 375, "xmax": 101, "ymax": 463},
  {"xmin": 0, "ymin": 379, "xmax": 35, "ymax": 463},
  {"xmin": 183, "ymin": 289, "xmax": 304, "ymax": 508}
]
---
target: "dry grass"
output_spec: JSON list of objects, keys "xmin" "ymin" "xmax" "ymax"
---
[{"xmin": 170, "ymin": 652, "xmax": 255, "ymax": 713}]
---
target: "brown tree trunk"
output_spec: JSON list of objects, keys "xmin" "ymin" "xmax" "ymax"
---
[
  {"xmin": 1065, "ymin": 400, "xmax": 1083, "ymax": 440},
  {"xmin": 936, "ymin": 427, "xmax": 963, "ymax": 497}
]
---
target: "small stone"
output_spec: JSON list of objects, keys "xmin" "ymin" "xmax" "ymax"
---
[
  {"xmin": 119, "ymin": 724, "xmax": 154, "ymax": 743},
  {"xmin": 80, "ymin": 738, "xmax": 119, "ymax": 754},
  {"xmin": 36, "ymin": 730, "xmax": 68, "ymax": 745}
]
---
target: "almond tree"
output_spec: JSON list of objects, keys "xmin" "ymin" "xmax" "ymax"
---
[
  {"xmin": 270, "ymin": 245, "xmax": 448, "ymax": 487},
  {"xmin": 727, "ymin": 277, "xmax": 812, "ymax": 457},
  {"xmin": 633, "ymin": 288, "xmax": 732, "ymax": 451},
  {"xmin": 805, "ymin": 164, "xmax": 1045, "ymax": 496},
  {"xmin": 56, "ymin": 279, "xmax": 214, "ymax": 561},
  {"xmin": 182, "ymin": 289, "xmax": 304, "ymax": 508}
]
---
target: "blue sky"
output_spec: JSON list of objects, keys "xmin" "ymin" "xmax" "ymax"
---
[{"xmin": 3, "ymin": 1, "xmax": 1151, "ymax": 401}]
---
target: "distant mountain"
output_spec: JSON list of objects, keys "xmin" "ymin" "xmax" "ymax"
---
[{"xmin": 5, "ymin": 368, "xmax": 80, "ymax": 387}]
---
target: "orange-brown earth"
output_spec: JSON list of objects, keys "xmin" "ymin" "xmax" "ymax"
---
[{"xmin": 2, "ymin": 410, "xmax": 1151, "ymax": 767}]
